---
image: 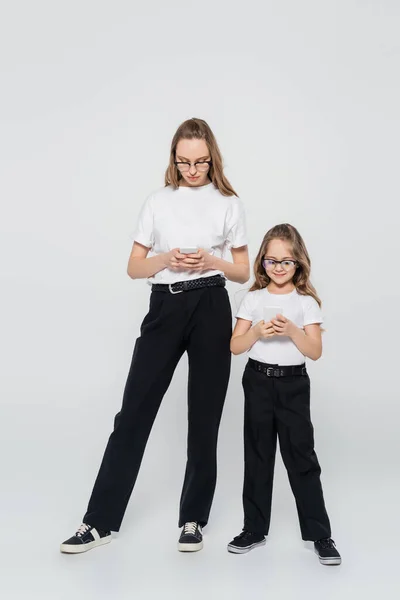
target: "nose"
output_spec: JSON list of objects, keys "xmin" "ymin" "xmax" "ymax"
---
[{"xmin": 189, "ymin": 164, "xmax": 197, "ymax": 175}]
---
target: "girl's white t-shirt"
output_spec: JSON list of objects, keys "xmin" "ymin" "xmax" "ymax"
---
[
  {"xmin": 132, "ymin": 182, "xmax": 247, "ymax": 284},
  {"xmin": 236, "ymin": 287, "xmax": 323, "ymax": 366}
]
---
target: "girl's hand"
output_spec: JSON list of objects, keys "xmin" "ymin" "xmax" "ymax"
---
[
  {"xmin": 254, "ymin": 320, "xmax": 276, "ymax": 339},
  {"xmin": 179, "ymin": 249, "xmax": 216, "ymax": 272},
  {"xmin": 272, "ymin": 314, "xmax": 298, "ymax": 338}
]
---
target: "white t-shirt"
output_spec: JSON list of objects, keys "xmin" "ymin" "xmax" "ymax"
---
[
  {"xmin": 132, "ymin": 182, "xmax": 247, "ymax": 284},
  {"xmin": 236, "ymin": 287, "xmax": 323, "ymax": 366}
]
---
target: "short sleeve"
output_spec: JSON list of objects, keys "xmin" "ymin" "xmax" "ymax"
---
[
  {"xmin": 225, "ymin": 197, "xmax": 247, "ymax": 249},
  {"xmin": 235, "ymin": 292, "xmax": 255, "ymax": 322},
  {"xmin": 302, "ymin": 295, "xmax": 324, "ymax": 326},
  {"xmin": 131, "ymin": 195, "xmax": 154, "ymax": 249}
]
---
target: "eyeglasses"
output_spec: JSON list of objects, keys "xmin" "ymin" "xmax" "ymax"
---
[
  {"xmin": 175, "ymin": 160, "xmax": 212, "ymax": 173},
  {"xmin": 262, "ymin": 259, "xmax": 297, "ymax": 271}
]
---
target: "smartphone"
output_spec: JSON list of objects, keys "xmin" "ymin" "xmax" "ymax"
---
[
  {"xmin": 263, "ymin": 306, "xmax": 283, "ymax": 323},
  {"xmin": 179, "ymin": 247, "xmax": 198, "ymax": 254}
]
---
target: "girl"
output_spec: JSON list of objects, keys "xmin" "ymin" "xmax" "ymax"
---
[
  {"xmin": 60, "ymin": 118, "xmax": 249, "ymax": 554},
  {"xmin": 227, "ymin": 224, "xmax": 341, "ymax": 566}
]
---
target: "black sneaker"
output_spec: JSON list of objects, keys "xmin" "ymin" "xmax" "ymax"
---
[
  {"xmin": 314, "ymin": 538, "xmax": 342, "ymax": 565},
  {"xmin": 60, "ymin": 523, "xmax": 112, "ymax": 554},
  {"xmin": 178, "ymin": 522, "xmax": 203, "ymax": 552},
  {"xmin": 227, "ymin": 530, "xmax": 266, "ymax": 554}
]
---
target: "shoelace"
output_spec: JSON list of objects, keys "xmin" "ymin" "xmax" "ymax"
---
[
  {"xmin": 76, "ymin": 523, "xmax": 91, "ymax": 537},
  {"xmin": 184, "ymin": 522, "xmax": 198, "ymax": 535},
  {"xmin": 318, "ymin": 538, "xmax": 336, "ymax": 549},
  {"xmin": 237, "ymin": 530, "xmax": 254, "ymax": 540}
]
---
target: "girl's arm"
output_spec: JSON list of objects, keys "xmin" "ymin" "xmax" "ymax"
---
[
  {"xmin": 272, "ymin": 316, "xmax": 322, "ymax": 361},
  {"xmin": 127, "ymin": 242, "xmax": 188, "ymax": 279},
  {"xmin": 230, "ymin": 317, "xmax": 274, "ymax": 355},
  {"xmin": 290, "ymin": 324, "xmax": 322, "ymax": 361}
]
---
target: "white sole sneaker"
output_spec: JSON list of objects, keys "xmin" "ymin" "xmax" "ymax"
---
[
  {"xmin": 227, "ymin": 539, "xmax": 266, "ymax": 554},
  {"xmin": 314, "ymin": 549, "xmax": 342, "ymax": 565},
  {"xmin": 178, "ymin": 541, "xmax": 204, "ymax": 552},
  {"xmin": 60, "ymin": 535, "xmax": 112, "ymax": 554}
]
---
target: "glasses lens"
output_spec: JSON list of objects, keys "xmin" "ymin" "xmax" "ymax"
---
[
  {"xmin": 263, "ymin": 259, "xmax": 296, "ymax": 270},
  {"xmin": 195, "ymin": 162, "xmax": 210, "ymax": 172},
  {"xmin": 264, "ymin": 260, "xmax": 275, "ymax": 269},
  {"xmin": 176, "ymin": 161, "xmax": 210, "ymax": 172},
  {"xmin": 282, "ymin": 261, "xmax": 296, "ymax": 270},
  {"xmin": 176, "ymin": 162, "xmax": 190, "ymax": 172}
]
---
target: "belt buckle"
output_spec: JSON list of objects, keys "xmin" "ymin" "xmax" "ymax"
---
[
  {"xmin": 168, "ymin": 283, "xmax": 183, "ymax": 295},
  {"xmin": 274, "ymin": 369, "xmax": 281, "ymax": 377},
  {"xmin": 266, "ymin": 367, "xmax": 273, "ymax": 376},
  {"xmin": 301, "ymin": 367, "xmax": 307, "ymax": 376}
]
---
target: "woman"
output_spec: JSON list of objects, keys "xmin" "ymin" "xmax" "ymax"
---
[{"xmin": 60, "ymin": 118, "xmax": 249, "ymax": 554}]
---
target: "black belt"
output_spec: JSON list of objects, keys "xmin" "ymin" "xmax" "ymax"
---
[
  {"xmin": 248, "ymin": 358, "xmax": 307, "ymax": 377},
  {"xmin": 152, "ymin": 274, "xmax": 226, "ymax": 294}
]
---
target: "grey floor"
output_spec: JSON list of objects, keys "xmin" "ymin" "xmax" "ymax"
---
[{"xmin": 2, "ymin": 396, "xmax": 398, "ymax": 600}]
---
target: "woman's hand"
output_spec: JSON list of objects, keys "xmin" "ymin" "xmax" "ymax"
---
[
  {"xmin": 271, "ymin": 314, "xmax": 299, "ymax": 338},
  {"xmin": 253, "ymin": 320, "xmax": 276, "ymax": 339},
  {"xmin": 178, "ymin": 249, "xmax": 216, "ymax": 272},
  {"xmin": 162, "ymin": 249, "xmax": 189, "ymax": 271}
]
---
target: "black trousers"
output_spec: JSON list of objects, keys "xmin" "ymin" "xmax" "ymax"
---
[
  {"xmin": 83, "ymin": 285, "xmax": 232, "ymax": 532},
  {"xmin": 242, "ymin": 361, "xmax": 331, "ymax": 541}
]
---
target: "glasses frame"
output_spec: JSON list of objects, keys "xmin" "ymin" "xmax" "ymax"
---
[
  {"xmin": 262, "ymin": 258, "xmax": 298, "ymax": 271},
  {"xmin": 174, "ymin": 160, "xmax": 213, "ymax": 173}
]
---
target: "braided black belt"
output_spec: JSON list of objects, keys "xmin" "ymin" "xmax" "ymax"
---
[
  {"xmin": 152, "ymin": 274, "xmax": 226, "ymax": 294},
  {"xmin": 248, "ymin": 358, "xmax": 307, "ymax": 377}
]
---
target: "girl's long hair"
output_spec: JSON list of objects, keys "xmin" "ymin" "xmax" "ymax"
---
[
  {"xmin": 250, "ymin": 224, "xmax": 322, "ymax": 307},
  {"xmin": 165, "ymin": 118, "xmax": 238, "ymax": 197}
]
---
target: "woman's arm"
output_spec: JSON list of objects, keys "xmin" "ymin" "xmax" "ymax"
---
[
  {"xmin": 230, "ymin": 317, "xmax": 274, "ymax": 355},
  {"xmin": 179, "ymin": 245, "xmax": 250, "ymax": 284},
  {"xmin": 214, "ymin": 246, "xmax": 250, "ymax": 284},
  {"xmin": 127, "ymin": 242, "xmax": 189, "ymax": 279}
]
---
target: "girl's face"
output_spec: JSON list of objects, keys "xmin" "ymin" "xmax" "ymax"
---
[
  {"xmin": 175, "ymin": 139, "xmax": 211, "ymax": 187},
  {"xmin": 263, "ymin": 238, "xmax": 297, "ymax": 287}
]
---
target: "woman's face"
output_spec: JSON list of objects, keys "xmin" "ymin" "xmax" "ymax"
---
[{"xmin": 175, "ymin": 138, "xmax": 211, "ymax": 187}]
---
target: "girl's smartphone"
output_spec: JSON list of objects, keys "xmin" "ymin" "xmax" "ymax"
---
[
  {"xmin": 263, "ymin": 306, "xmax": 283, "ymax": 323},
  {"xmin": 180, "ymin": 247, "xmax": 198, "ymax": 254}
]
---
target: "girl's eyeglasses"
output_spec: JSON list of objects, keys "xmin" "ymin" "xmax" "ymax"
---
[
  {"xmin": 262, "ymin": 259, "xmax": 297, "ymax": 271},
  {"xmin": 175, "ymin": 160, "xmax": 212, "ymax": 173}
]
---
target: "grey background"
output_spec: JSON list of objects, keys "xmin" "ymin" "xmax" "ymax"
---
[{"xmin": 1, "ymin": 1, "xmax": 399, "ymax": 598}]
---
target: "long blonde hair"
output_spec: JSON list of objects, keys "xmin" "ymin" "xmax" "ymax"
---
[
  {"xmin": 165, "ymin": 118, "xmax": 238, "ymax": 197},
  {"xmin": 250, "ymin": 224, "xmax": 322, "ymax": 307}
]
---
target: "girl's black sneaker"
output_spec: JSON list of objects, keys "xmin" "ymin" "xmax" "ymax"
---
[
  {"xmin": 178, "ymin": 522, "xmax": 203, "ymax": 552},
  {"xmin": 60, "ymin": 523, "xmax": 112, "ymax": 554},
  {"xmin": 227, "ymin": 530, "xmax": 266, "ymax": 554},
  {"xmin": 314, "ymin": 538, "xmax": 342, "ymax": 565}
]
